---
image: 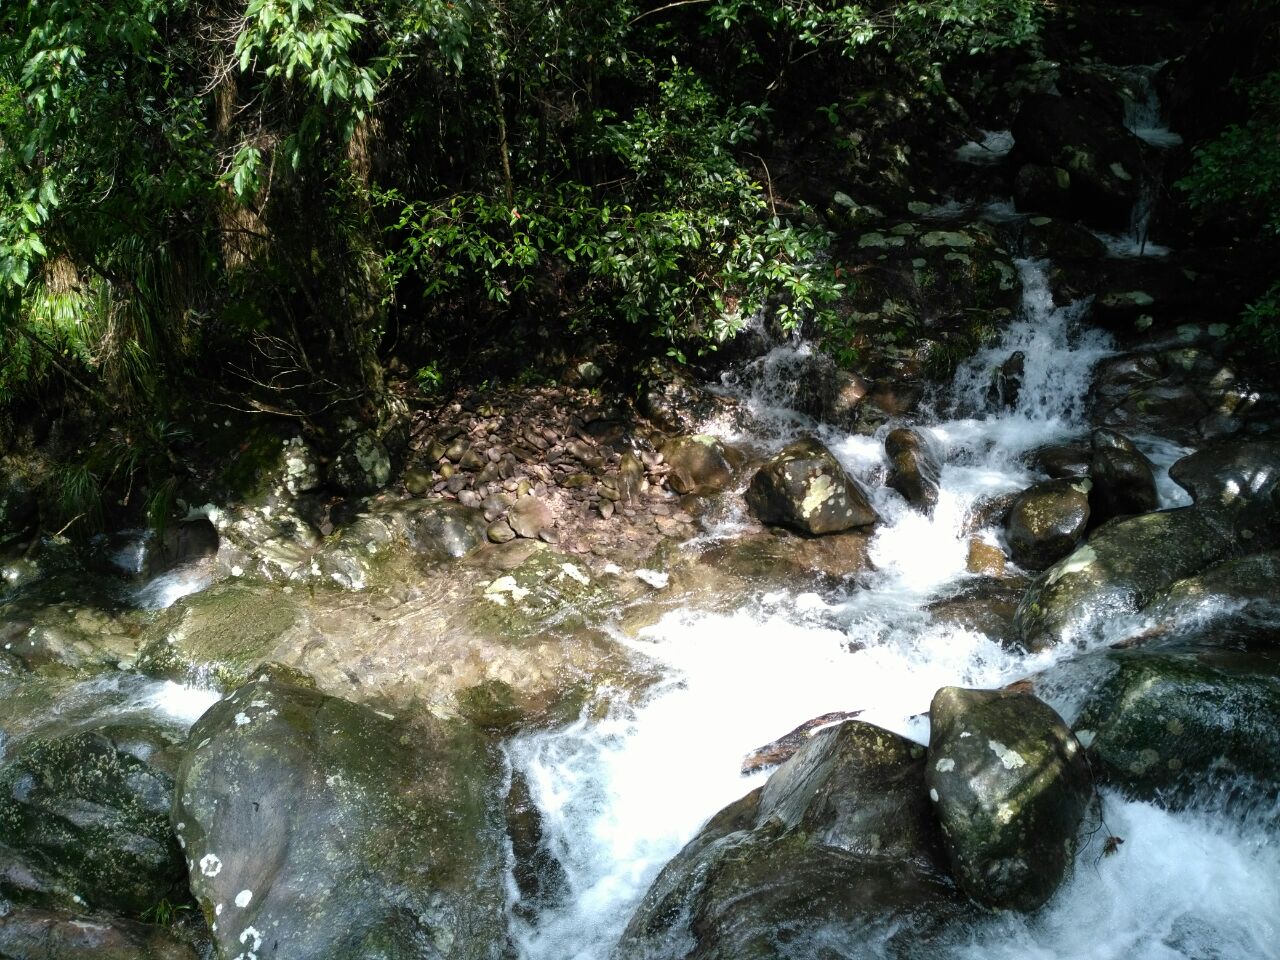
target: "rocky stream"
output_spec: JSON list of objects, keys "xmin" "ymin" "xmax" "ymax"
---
[{"xmin": 2, "ymin": 4, "xmax": 1280, "ymax": 959}]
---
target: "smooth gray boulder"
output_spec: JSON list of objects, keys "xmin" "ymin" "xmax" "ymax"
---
[
  {"xmin": 927, "ymin": 687, "xmax": 1092, "ymax": 912},
  {"xmin": 173, "ymin": 672, "xmax": 509, "ymax": 960},
  {"xmin": 746, "ymin": 439, "xmax": 879, "ymax": 535}
]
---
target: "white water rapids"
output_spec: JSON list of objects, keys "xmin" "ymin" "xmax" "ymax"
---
[{"xmin": 504, "ymin": 260, "xmax": 1280, "ymax": 959}]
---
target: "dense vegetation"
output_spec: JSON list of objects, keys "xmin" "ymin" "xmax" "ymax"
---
[
  {"xmin": 1, "ymin": 0, "xmax": 1277, "ymax": 534},
  {"xmin": 0, "ymin": 1, "xmax": 1040, "ymax": 416}
]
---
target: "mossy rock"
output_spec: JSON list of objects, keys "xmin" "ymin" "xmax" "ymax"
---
[
  {"xmin": 926, "ymin": 687, "xmax": 1091, "ymax": 912},
  {"xmin": 1074, "ymin": 650, "xmax": 1280, "ymax": 806},
  {"xmin": 137, "ymin": 583, "xmax": 305, "ymax": 690},
  {"xmin": 174, "ymin": 675, "xmax": 509, "ymax": 959},
  {"xmin": 0, "ymin": 731, "xmax": 185, "ymax": 915},
  {"xmin": 617, "ymin": 721, "xmax": 968, "ymax": 959},
  {"xmin": 0, "ymin": 905, "xmax": 202, "ymax": 959}
]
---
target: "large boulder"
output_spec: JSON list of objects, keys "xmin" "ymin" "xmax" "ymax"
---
[
  {"xmin": 173, "ymin": 673, "xmax": 509, "ymax": 960},
  {"xmin": 885, "ymin": 428, "xmax": 941, "ymax": 513},
  {"xmin": 1089, "ymin": 429, "xmax": 1158, "ymax": 523},
  {"xmin": 1014, "ymin": 506, "xmax": 1240, "ymax": 649},
  {"xmin": 0, "ymin": 732, "xmax": 185, "ymax": 915},
  {"xmin": 926, "ymin": 687, "xmax": 1092, "ymax": 911},
  {"xmin": 662, "ymin": 436, "xmax": 736, "ymax": 496},
  {"xmin": 1137, "ymin": 551, "xmax": 1280, "ymax": 644},
  {"xmin": 1004, "ymin": 478, "xmax": 1091, "ymax": 571},
  {"xmin": 0, "ymin": 906, "xmax": 201, "ymax": 960},
  {"xmin": 746, "ymin": 439, "xmax": 879, "ymax": 535},
  {"xmin": 1074, "ymin": 650, "xmax": 1280, "ymax": 806},
  {"xmin": 1169, "ymin": 440, "xmax": 1280, "ymax": 523},
  {"xmin": 617, "ymin": 721, "xmax": 967, "ymax": 960}
]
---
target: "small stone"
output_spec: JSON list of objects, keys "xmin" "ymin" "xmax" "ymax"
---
[
  {"xmin": 487, "ymin": 520, "xmax": 516, "ymax": 544},
  {"xmin": 598, "ymin": 500, "xmax": 615, "ymax": 520},
  {"xmin": 967, "ymin": 539, "xmax": 1006, "ymax": 577}
]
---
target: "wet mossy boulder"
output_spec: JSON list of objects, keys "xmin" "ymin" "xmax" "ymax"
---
[
  {"xmin": 1014, "ymin": 505, "xmax": 1247, "ymax": 650},
  {"xmin": 617, "ymin": 721, "xmax": 967, "ymax": 960},
  {"xmin": 1031, "ymin": 442, "xmax": 1092, "ymax": 479},
  {"xmin": 747, "ymin": 439, "xmax": 879, "ymax": 536},
  {"xmin": 885, "ymin": 428, "xmax": 942, "ymax": 513},
  {"xmin": 0, "ymin": 731, "xmax": 186, "ymax": 915},
  {"xmin": 1169, "ymin": 441, "xmax": 1280, "ymax": 527},
  {"xmin": 1004, "ymin": 478, "xmax": 1092, "ymax": 571},
  {"xmin": 926, "ymin": 687, "xmax": 1091, "ymax": 912},
  {"xmin": 1138, "ymin": 551, "xmax": 1280, "ymax": 644},
  {"xmin": 662, "ymin": 436, "xmax": 737, "ymax": 496},
  {"xmin": 173, "ymin": 674, "xmax": 510, "ymax": 960},
  {"xmin": 1074, "ymin": 650, "xmax": 1280, "ymax": 806},
  {"xmin": 1089, "ymin": 429, "xmax": 1158, "ymax": 523},
  {"xmin": 0, "ymin": 905, "xmax": 202, "ymax": 960}
]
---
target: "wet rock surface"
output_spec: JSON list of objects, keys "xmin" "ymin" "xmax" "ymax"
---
[
  {"xmin": 885, "ymin": 428, "xmax": 942, "ymax": 512},
  {"xmin": 746, "ymin": 438, "xmax": 879, "ymax": 535},
  {"xmin": 617, "ymin": 720, "xmax": 967, "ymax": 960},
  {"xmin": 174, "ymin": 673, "xmax": 510, "ymax": 960},
  {"xmin": 927, "ymin": 687, "xmax": 1092, "ymax": 911},
  {"xmin": 0, "ymin": 905, "xmax": 202, "ymax": 960},
  {"xmin": 1004, "ymin": 478, "xmax": 1091, "ymax": 571},
  {"xmin": 1074, "ymin": 649, "xmax": 1280, "ymax": 808},
  {"xmin": 0, "ymin": 731, "xmax": 185, "ymax": 916},
  {"xmin": 1088, "ymin": 429, "xmax": 1158, "ymax": 523}
]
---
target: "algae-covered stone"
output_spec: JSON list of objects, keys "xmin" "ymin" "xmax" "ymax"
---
[
  {"xmin": 1074, "ymin": 650, "xmax": 1280, "ymax": 806},
  {"xmin": 1014, "ymin": 506, "xmax": 1245, "ymax": 650},
  {"xmin": 747, "ymin": 438, "xmax": 878, "ymax": 535},
  {"xmin": 1005, "ymin": 478, "xmax": 1091, "ymax": 571},
  {"xmin": 174, "ymin": 674, "xmax": 510, "ymax": 960},
  {"xmin": 1138, "ymin": 551, "xmax": 1280, "ymax": 644},
  {"xmin": 329, "ymin": 431, "xmax": 391, "ymax": 495},
  {"xmin": 927, "ymin": 687, "xmax": 1091, "ymax": 912},
  {"xmin": 0, "ymin": 732, "xmax": 185, "ymax": 915},
  {"xmin": 137, "ymin": 583, "xmax": 306, "ymax": 690},
  {"xmin": 0, "ymin": 905, "xmax": 201, "ymax": 960},
  {"xmin": 617, "ymin": 721, "xmax": 966, "ymax": 960}
]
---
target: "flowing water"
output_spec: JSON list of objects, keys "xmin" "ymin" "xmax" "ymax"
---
[{"xmin": 503, "ymin": 258, "xmax": 1280, "ymax": 959}]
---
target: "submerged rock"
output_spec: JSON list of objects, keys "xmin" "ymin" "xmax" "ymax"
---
[
  {"xmin": 927, "ymin": 687, "xmax": 1092, "ymax": 911},
  {"xmin": 1004, "ymin": 478, "xmax": 1091, "ymax": 571},
  {"xmin": 746, "ymin": 439, "xmax": 879, "ymax": 535},
  {"xmin": 0, "ymin": 731, "xmax": 185, "ymax": 916},
  {"xmin": 617, "ymin": 720, "xmax": 966, "ymax": 960},
  {"xmin": 885, "ymin": 428, "xmax": 942, "ymax": 513},
  {"xmin": 173, "ymin": 673, "xmax": 509, "ymax": 960},
  {"xmin": 1089, "ymin": 429, "xmax": 1158, "ymax": 523},
  {"xmin": 1074, "ymin": 650, "xmax": 1280, "ymax": 807}
]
